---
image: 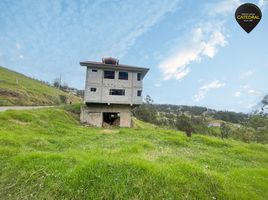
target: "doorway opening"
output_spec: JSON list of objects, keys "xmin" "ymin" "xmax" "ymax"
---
[{"xmin": 103, "ymin": 112, "xmax": 120, "ymax": 127}]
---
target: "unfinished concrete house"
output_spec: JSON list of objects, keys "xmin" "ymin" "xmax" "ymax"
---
[{"xmin": 80, "ymin": 57, "xmax": 149, "ymax": 127}]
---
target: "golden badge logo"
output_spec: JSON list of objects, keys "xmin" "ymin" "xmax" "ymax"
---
[{"xmin": 235, "ymin": 3, "xmax": 262, "ymax": 33}]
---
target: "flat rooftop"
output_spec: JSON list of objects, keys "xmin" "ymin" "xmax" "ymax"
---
[{"xmin": 80, "ymin": 60, "xmax": 149, "ymax": 74}]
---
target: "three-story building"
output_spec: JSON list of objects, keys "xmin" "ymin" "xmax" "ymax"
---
[{"xmin": 80, "ymin": 57, "xmax": 149, "ymax": 127}]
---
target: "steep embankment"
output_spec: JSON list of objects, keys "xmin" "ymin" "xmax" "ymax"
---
[
  {"xmin": 0, "ymin": 106, "xmax": 267, "ymax": 199},
  {"xmin": 0, "ymin": 66, "xmax": 81, "ymax": 106}
]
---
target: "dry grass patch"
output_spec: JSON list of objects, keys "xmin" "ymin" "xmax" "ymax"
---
[{"xmin": 100, "ymin": 129, "xmax": 119, "ymax": 134}]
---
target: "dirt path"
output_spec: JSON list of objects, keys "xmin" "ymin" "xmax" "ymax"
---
[{"xmin": 0, "ymin": 106, "xmax": 55, "ymax": 112}]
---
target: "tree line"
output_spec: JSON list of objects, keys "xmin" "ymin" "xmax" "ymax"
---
[{"xmin": 133, "ymin": 95, "xmax": 268, "ymax": 143}]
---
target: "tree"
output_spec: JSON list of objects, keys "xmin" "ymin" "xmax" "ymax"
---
[
  {"xmin": 175, "ymin": 114, "xmax": 193, "ymax": 137},
  {"xmin": 59, "ymin": 95, "xmax": 68, "ymax": 104},
  {"xmin": 132, "ymin": 95, "xmax": 157, "ymax": 124},
  {"xmin": 53, "ymin": 78, "xmax": 61, "ymax": 88},
  {"xmin": 220, "ymin": 122, "xmax": 230, "ymax": 139},
  {"xmin": 145, "ymin": 95, "xmax": 154, "ymax": 104}
]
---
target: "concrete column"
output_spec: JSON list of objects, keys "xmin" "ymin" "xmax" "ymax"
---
[{"xmin": 120, "ymin": 111, "xmax": 131, "ymax": 127}]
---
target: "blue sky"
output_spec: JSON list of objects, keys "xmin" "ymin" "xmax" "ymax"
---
[{"xmin": 0, "ymin": 0, "xmax": 267, "ymax": 112}]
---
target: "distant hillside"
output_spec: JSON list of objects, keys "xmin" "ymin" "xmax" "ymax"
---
[
  {"xmin": 145, "ymin": 104, "xmax": 249, "ymax": 124},
  {"xmin": 0, "ymin": 66, "xmax": 81, "ymax": 106},
  {"xmin": 149, "ymin": 101, "xmax": 268, "ymax": 124},
  {"xmin": 133, "ymin": 103, "xmax": 268, "ymax": 143}
]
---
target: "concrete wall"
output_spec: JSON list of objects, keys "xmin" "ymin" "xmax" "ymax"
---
[
  {"xmin": 84, "ymin": 68, "xmax": 143, "ymax": 105},
  {"xmin": 80, "ymin": 104, "xmax": 132, "ymax": 127}
]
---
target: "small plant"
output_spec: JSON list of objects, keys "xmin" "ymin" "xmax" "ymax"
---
[{"xmin": 59, "ymin": 95, "xmax": 68, "ymax": 104}]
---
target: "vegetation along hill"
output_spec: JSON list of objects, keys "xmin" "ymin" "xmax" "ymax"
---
[
  {"xmin": 133, "ymin": 99, "xmax": 268, "ymax": 144},
  {"xmin": 0, "ymin": 66, "xmax": 81, "ymax": 106},
  {"xmin": 0, "ymin": 105, "xmax": 267, "ymax": 199}
]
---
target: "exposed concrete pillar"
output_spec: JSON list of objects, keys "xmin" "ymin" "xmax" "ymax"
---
[
  {"xmin": 80, "ymin": 106, "xmax": 102, "ymax": 127},
  {"xmin": 120, "ymin": 111, "xmax": 131, "ymax": 127}
]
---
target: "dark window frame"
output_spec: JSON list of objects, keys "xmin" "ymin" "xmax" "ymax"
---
[
  {"xmin": 90, "ymin": 88, "xmax": 96, "ymax": 92},
  {"xmin": 92, "ymin": 69, "xmax": 98, "ymax": 72},
  {"xmin": 118, "ymin": 71, "xmax": 128, "ymax": 80},
  {"xmin": 137, "ymin": 73, "xmax": 142, "ymax": 81},
  {"xmin": 109, "ymin": 89, "xmax": 125, "ymax": 96},
  {"xmin": 137, "ymin": 90, "xmax": 142, "ymax": 97},
  {"xmin": 104, "ymin": 70, "xmax": 115, "ymax": 79}
]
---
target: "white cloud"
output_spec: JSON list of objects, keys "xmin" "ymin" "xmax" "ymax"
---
[
  {"xmin": 159, "ymin": 22, "xmax": 227, "ymax": 80},
  {"xmin": 240, "ymin": 84, "xmax": 262, "ymax": 96},
  {"xmin": 240, "ymin": 70, "xmax": 255, "ymax": 79},
  {"xmin": 201, "ymin": 80, "xmax": 226, "ymax": 90},
  {"xmin": 234, "ymin": 91, "xmax": 241, "ymax": 97},
  {"xmin": 248, "ymin": 89, "xmax": 258, "ymax": 95},
  {"xmin": 193, "ymin": 80, "xmax": 225, "ymax": 102},
  {"xmin": 115, "ymin": 2, "xmax": 179, "ymax": 57},
  {"xmin": 19, "ymin": 54, "xmax": 24, "ymax": 59},
  {"xmin": 242, "ymin": 84, "xmax": 250, "ymax": 90},
  {"xmin": 207, "ymin": 0, "xmax": 241, "ymax": 16},
  {"xmin": 158, "ymin": 0, "xmax": 241, "ymax": 81},
  {"xmin": 258, "ymin": 0, "xmax": 268, "ymax": 10}
]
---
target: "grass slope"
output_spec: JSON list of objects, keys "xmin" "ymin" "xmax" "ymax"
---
[
  {"xmin": 0, "ymin": 66, "xmax": 81, "ymax": 106},
  {"xmin": 0, "ymin": 106, "xmax": 267, "ymax": 199}
]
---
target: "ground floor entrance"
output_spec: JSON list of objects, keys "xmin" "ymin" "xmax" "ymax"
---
[
  {"xmin": 80, "ymin": 104, "xmax": 132, "ymax": 127},
  {"xmin": 102, "ymin": 112, "xmax": 120, "ymax": 127}
]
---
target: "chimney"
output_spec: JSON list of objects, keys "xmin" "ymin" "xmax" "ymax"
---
[{"xmin": 102, "ymin": 57, "xmax": 119, "ymax": 65}]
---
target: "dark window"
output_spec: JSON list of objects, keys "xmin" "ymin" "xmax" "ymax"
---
[
  {"xmin": 90, "ymin": 88, "xmax": 96, "ymax": 92},
  {"xmin": 137, "ymin": 90, "xmax": 142, "ymax": 96},
  {"xmin": 119, "ymin": 71, "xmax": 128, "ymax": 80},
  {"xmin": 109, "ymin": 89, "xmax": 125, "ymax": 96},
  {"xmin": 104, "ymin": 70, "xmax": 115, "ymax": 79},
  {"xmin": 137, "ymin": 73, "xmax": 142, "ymax": 81},
  {"xmin": 92, "ymin": 69, "xmax": 98, "ymax": 72}
]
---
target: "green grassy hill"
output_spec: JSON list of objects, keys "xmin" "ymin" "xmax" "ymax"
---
[
  {"xmin": 0, "ymin": 66, "xmax": 81, "ymax": 106},
  {"xmin": 0, "ymin": 106, "xmax": 267, "ymax": 199}
]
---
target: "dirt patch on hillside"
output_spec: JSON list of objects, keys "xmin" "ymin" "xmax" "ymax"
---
[
  {"xmin": 100, "ymin": 129, "xmax": 119, "ymax": 134},
  {"xmin": 0, "ymin": 89, "xmax": 20, "ymax": 98},
  {"xmin": 9, "ymin": 119, "xmax": 30, "ymax": 125}
]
